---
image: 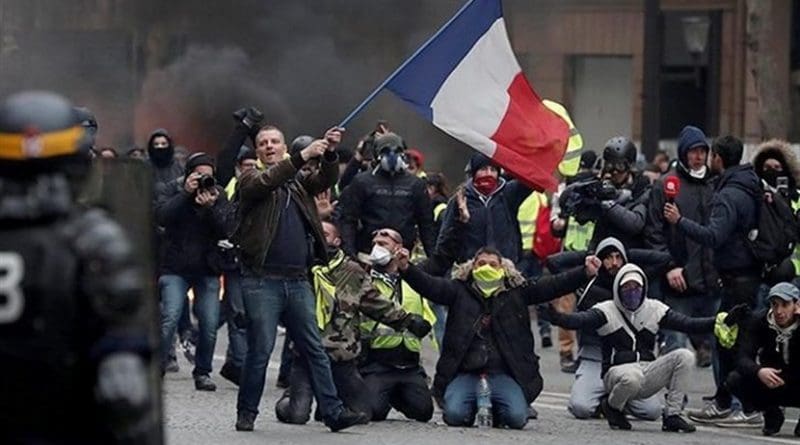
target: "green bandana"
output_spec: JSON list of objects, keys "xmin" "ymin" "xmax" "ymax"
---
[{"xmin": 472, "ymin": 264, "xmax": 506, "ymax": 298}]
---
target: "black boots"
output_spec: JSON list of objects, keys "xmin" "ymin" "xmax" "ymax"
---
[{"xmin": 601, "ymin": 397, "xmax": 631, "ymax": 430}]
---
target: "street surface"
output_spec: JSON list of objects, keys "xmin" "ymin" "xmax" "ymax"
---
[{"xmin": 165, "ymin": 325, "xmax": 800, "ymax": 445}]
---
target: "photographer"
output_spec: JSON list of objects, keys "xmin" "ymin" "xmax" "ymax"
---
[
  {"xmin": 156, "ymin": 153, "xmax": 230, "ymax": 391},
  {"xmin": 559, "ymin": 137, "xmax": 651, "ymax": 250}
]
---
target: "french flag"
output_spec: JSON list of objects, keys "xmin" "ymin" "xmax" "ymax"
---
[{"xmin": 385, "ymin": 0, "xmax": 569, "ymax": 190}]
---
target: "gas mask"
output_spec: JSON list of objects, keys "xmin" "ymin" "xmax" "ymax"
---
[{"xmin": 379, "ymin": 148, "xmax": 407, "ymax": 174}]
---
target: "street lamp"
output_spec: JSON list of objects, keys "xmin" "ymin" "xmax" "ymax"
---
[{"xmin": 681, "ymin": 15, "xmax": 710, "ymax": 87}]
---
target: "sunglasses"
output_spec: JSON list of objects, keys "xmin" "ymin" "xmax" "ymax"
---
[
  {"xmin": 603, "ymin": 162, "xmax": 628, "ymax": 174},
  {"xmin": 372, "ymin": 229, "xmax": 403, "ymax": 244}
]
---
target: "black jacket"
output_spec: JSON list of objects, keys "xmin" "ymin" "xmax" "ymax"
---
[
  {"xmin": 147, "ymin": 129, "xmax": 184, "ymax": 190},
  {"xmin": 737, "ymin": 309, "xmax": 800, "ymax": 380},
  {"xmin": 337, "ymin": 168, "xmax": 435, "ymax": 255},
  {"xmin": 155, "ymin": 180, "xmax": 230, "ymax": 276},
  {"xmin": 546, "ymin": 264, "xmax": 714, "ymax": 375},
  {"xmin": 589, "ymin": 173, "xmax": 651, "ymax": 250},
  {"xmin": 646, "ymin": 167, "xmax": 718, "ymax": 295},
  {"xmin": 677, "ymin": 164, "xmax": 761, "ymax": 274},
  {"xmin": 402, "ymin": 263, "xmax": 588, "ymax": 403},
  {"xmin": 436, "ymin": 178, "xmax": 531, "ymax": 264},
  {"xmin": 545, "ymin": 248, "xmax": 672, "ymax": 360}
]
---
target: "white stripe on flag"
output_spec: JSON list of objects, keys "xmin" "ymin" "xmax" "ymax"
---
[{"xmin": 430, "ymin": 18, "xmax": 521, "ymax": 159}]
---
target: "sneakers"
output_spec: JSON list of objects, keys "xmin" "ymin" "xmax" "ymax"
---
[
  {"xmin": 236, "ymin": 411, "xmax": 256, "ymax": 431},
  {"xmin": 165, "ymin": 355, "xmax": 180, "ymax": 373},
  {"xmin": 560, "ymin": 354, "xmax": 578, "ymax": 374},
  {"xmin": 600, "ymin": 397, "xmax": 631, "ymax": 430},
  {"xmin": 325, "ymin": 407, "xmax": 369, "ymax": 432},
  {"xmin": 662, "ymin": 414, "xmax": 696, "ymax": 433},
  {"xmin": 687, "ymin": 401, "xmax": 732, "ymax": 423},
  {"xmin": 762, "ymin": 407, "xmax": 784, "ymax": 436},
  {"xmin": 219, "ymin": 362, "xmax": 241, "ymax": 386},
  {"xmin": 713, "ymin": 410, "xmax": 763, "ymax": 428},
  {"xmin": 194, "ymin": 374, "xmax": 217, "ymax": 391}
]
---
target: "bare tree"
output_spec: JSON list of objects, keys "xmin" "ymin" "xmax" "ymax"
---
[{"xmin": 746, "ymin": 0, "xmax": 789, "ymax": 139}]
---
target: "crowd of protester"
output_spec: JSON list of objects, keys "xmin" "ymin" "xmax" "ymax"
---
[{"xmin": 7, "ymin": 91, "xmax": 800, "ymax": 439}]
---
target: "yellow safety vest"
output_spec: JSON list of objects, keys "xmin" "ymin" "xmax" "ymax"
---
[
  {"xmin": 791, "ymin": 197, "xmax": 800, "ymax": 275},
  {"xmin": 312, "ymin": 251, "xmax": 347, "ymax": 330},
  {"xmin": 543, "ymin": 100, "xmax": 584, "ymax": 178},
  {"xmin": 563, "ymin": 217, "xmax": 595, "ymax": 252},
  {"xmin": 433, "ymin": 202, "xmax": 448, "ymax": 222},
  {"xmin": 361, "ymin": 276, "xmax": 437, "ymax": 352},
  {"xmin": 518, "ymin": 192, "xmax": 548, "ymax": 251}
]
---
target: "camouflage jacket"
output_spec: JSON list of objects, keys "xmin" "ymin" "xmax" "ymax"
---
[{"xmin": 314, "ymin": 250, "xmax": 411, "ymax": 362}]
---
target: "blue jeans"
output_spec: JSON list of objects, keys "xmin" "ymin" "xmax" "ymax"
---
[
  {"xmin": 237, "ymin": 276, "xmax": 343, "ymax": 421},
  {"xmin": 661, "ymin": 293, "xmax": 720, "ymax": 353},
  {"xmin": 443, "ymin": 373, "xmax": 528, "ymax": 429},
  {"xmin": 222, "ymin": 271, "xmax": 248, "ymax": 367},
  {"xmin": 159, "ymin": 274, "xmax": 220, "ymax": 376}
]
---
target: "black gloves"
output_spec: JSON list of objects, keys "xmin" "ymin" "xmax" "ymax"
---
[
  {"xmin": 724, "ymin": 303, "xmax": 750, "ymax": 326},
  {"xmin": 405, "ymin": 314, "xmax": 432, "ymax": 338},
  {"xmin": 538, "ymin": 303, "xmax": 557, "ymax": 322},
  {"xmin": 232, "ymin": 107, "xmax": 264, "ymax": 129}
]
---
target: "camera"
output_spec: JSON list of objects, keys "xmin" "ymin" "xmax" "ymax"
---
[
  {"xmin": 560, "ymin": 178, "xmax": 619, "ymax": 223},
  {"xmin": 198, "ymin": 174, "xmax": 216, "ymax": 190}
]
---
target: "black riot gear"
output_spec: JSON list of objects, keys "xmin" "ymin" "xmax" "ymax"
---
[
  {"xmin": 0, "ymin": 91, "xmax": 155, "ymax": 443},
  {"xmin": 602, "ymin": 137, "xmax": 637, "ymax": 172},
  {"xmin": 0, "ymin": 91, "xmax": 92, "ymax": 179}
]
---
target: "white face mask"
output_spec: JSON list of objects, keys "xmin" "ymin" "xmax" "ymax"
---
[
  {"xmin": 689, "ymin": 165, "xmax": 707, "ymax": 179},
  {"xmin": 368, "ymin": 245, "xmax": 393, "ymax": 266}
]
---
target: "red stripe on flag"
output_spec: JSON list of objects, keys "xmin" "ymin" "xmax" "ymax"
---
[{"xmin": 490, "ymin": 72, "xmax": 569, "ymax": 191}]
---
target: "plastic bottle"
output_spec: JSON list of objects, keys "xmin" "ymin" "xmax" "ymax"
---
[{"xmin": 476, "ymin": 373, "xmax": 492, "ymax": 429}]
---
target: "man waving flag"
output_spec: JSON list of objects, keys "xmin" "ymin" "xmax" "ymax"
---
[{"xmin": 342, "ymin": 0, "xmax": 569, "ymax": 191}]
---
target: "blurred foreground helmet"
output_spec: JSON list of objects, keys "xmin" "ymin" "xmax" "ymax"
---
[
  {"xmin": 290, "ymin": 135, "xmax": 315, "ymax": 157},
  {"xmin": 0, "ymin": 91, "xmax": 92, "ymax": 178},
  {"xmin": 73, "ymin": 106, "xmax": 98, "ymax": 137},
  {"xmin": 602, "ymin": 136, "xmax": 637, "ymax": 172}
]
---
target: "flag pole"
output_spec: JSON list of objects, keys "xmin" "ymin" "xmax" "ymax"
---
[{"xmin": 338, "ymin": 0, "xmax": 479, "ymax": 128}]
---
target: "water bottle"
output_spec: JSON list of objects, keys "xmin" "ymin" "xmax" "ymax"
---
[{"xmin": 476, "ymin": 373, "xmax": 492, "ymax": 429}]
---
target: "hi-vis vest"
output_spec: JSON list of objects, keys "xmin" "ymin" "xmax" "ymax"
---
[
  {"xmin": 361, "ymin": 276, "xmax": 437, "ymax": 352},
  {"xmin": 312, "ymin": 251, "xmax": 347, "ymax": 330},
  {"xmin": 564, "ymin": 217, "xmax": 595, "ymax": 252},
  {"xmin": 433, "ymin": 202, "xmax": 448, "ymax": 222},
  {"xmin": 791, "ymin": 197, "xmax": 800, "ymax": 275},
  {"xmin": 518, "ymin": 192, "xmax": 548, "ymax": 251},
  {"xmin": 543, "ymin": 100, "xmax": 584, "ymax": 178}
]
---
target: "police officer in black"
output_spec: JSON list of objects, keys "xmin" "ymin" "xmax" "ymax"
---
[{"xmin": 0, "ymin": 91, "xmax": 154, "ymax": 443}]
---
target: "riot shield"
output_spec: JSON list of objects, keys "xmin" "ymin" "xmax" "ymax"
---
[{"xmin": 81, "ymin": 158, "xmax": 163, "ymax": 444}]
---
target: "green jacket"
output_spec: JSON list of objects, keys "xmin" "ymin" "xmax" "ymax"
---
[
  {"xmin": 236, "ymin": 151, "xmax": 338, "ymax": 274},
  {"xmin": 314, "ymin": 251, "xmax": 413, "ymax": 362}
]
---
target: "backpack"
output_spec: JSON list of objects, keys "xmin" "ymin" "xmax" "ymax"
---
[{"xmin": 746, "ymin": 190, "xmax": 800, "ymax": 270}]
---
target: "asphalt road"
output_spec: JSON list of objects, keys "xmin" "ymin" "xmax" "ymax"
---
[{"xmin": 164, "ymin": 325, "xmax": 800, "ymax": 445}]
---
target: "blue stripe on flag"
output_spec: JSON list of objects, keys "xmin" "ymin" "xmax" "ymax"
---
[{"xmin": 385, "ymin": 0, "xmax": 502, "ymax": 121}]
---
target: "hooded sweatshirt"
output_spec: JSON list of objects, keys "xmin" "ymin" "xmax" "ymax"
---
[
  {"xmin": 147, "ymin": 129, "xmax": 183, "ymax": 188},
  {"xmin": 546, "ymin": 263, "xmax": 715, "ymax": 375},
  {"xmin": 645, "ymin": 126, "xmax": 717, "ymax": 294}
]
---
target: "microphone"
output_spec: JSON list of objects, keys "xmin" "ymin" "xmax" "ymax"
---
[{"xmin": 664, "ymin": 176, "xmax": 680, "ymax": 203}]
